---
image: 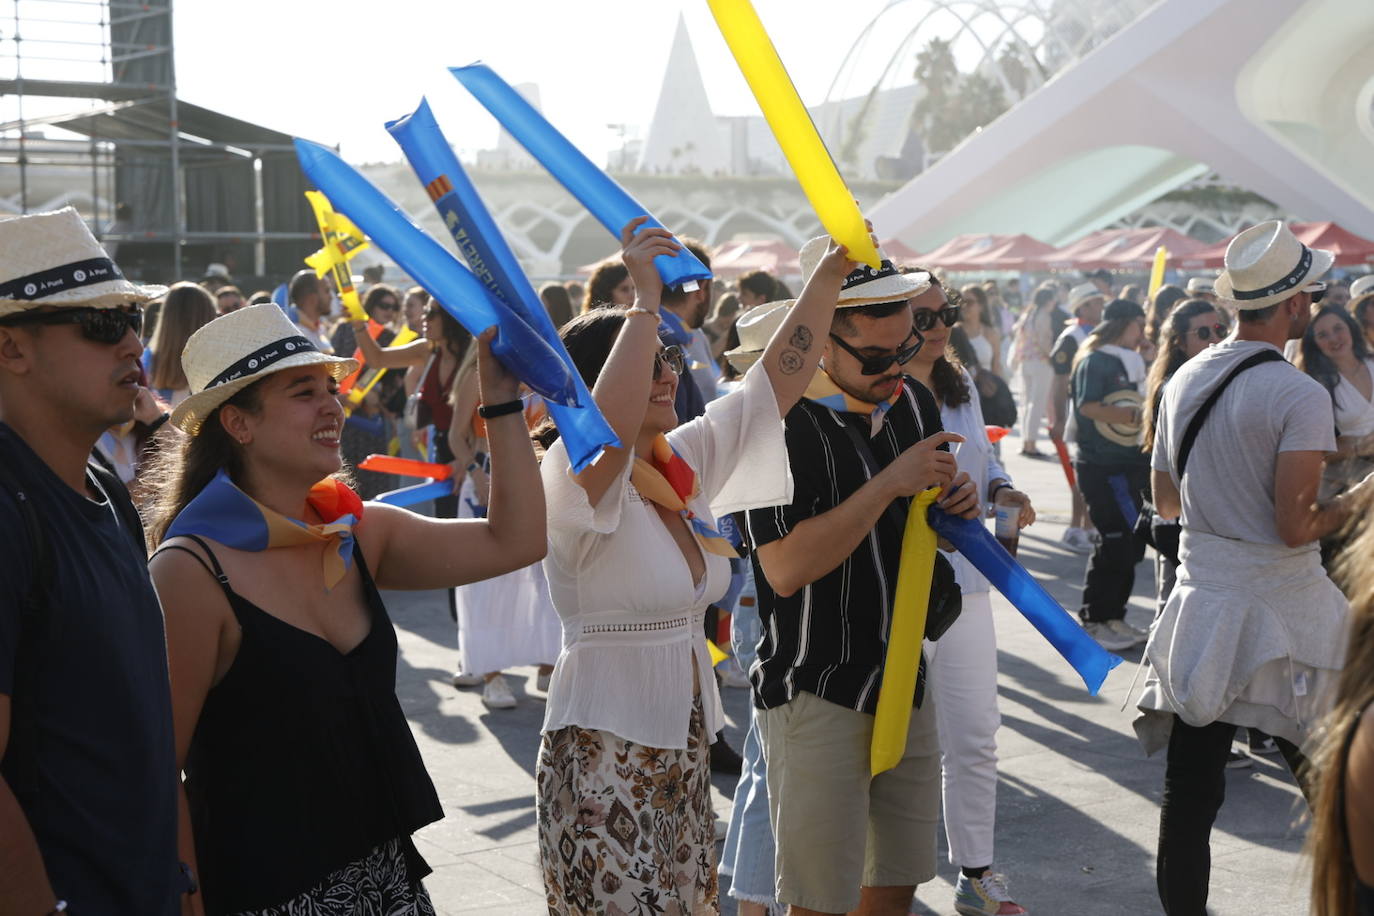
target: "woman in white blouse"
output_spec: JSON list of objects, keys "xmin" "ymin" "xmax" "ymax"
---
[
  {"xmin": 1297, "ymin": 305, "xmax": 1374, "ymax": 502},
  {"xmin": 534, "ymin": 218, "xmax": 865, "ymax": 915},
  {"xmin": 904, "ymin": 275, "xmax": 1036, "ymax": 915}
]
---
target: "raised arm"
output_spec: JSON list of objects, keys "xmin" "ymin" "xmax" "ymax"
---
[
  {"xmin": 349, "ymin": 319, "xmax": 434, "ymax": 370},
  {"xmin": 570, "ymin": 217, "xmax": 683, "ymax": 508},
  {"xmin": 759, "ymin": 235, "xmax": 858, "ymax": 416},
  {"xmin": 364, "ymin": 327, "xmax": 546, "ymax": 588}
]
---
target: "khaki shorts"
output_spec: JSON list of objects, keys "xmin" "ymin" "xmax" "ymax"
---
[{"xmin": 758, "ymin": 689, "xmax": 941, "ymax": 913}]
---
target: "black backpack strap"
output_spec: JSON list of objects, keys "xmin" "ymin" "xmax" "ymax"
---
[
  {"xmin": 1176, "ymin": 350, "xmax": 1285, "ymax": 479},
  {"xmin": 0, "ymin": 461, "xmax": 53, "ymax": 621}
]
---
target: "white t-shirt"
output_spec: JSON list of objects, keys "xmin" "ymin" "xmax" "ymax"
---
[
  {"xmin": 1331, "ymin": 357, "xmax": 1374, "ymax": 439},
  {"xmin": 1152, "ymin": 340, "xmax": 1336, "ymax": 546}
]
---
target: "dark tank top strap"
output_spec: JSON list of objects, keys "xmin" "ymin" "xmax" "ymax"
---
[{"xmin": 153, "ymin": 534, "xmax": 233, "ymax": 599}]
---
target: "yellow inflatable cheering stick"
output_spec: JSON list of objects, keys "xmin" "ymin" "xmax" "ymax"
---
[
  {"xmin": 706, "ymin": 0, "xmax": 881, "ymax": 269},
  {"xmin": 305, "ymin": 190, "xmax": 369, "ymax": 323},
  {"xmin": 871, "ymin": 487, "xmax": 940, "ymax": 776},
  {"xmin": 1148, "ymin": 245, "xmax": 1169, "ymax": 298}
]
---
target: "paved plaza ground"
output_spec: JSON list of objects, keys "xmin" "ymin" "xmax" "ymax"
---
[{"xmin": 386, "ymin": 441, "xmax": 1313, "ymax": 915}]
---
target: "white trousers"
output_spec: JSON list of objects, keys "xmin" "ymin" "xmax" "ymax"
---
[
  {"xmin": 924, "ymin": 590, "xmax": 1000, "ymax": 868},
  {"xmin": 1018, "ymin": 358, "xmax": 1053, "ymax": 447}
]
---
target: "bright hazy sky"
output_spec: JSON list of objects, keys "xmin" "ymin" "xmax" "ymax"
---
[{"xmin": 172, "ymin": 0, "xmax": 894, "ymax": 165}]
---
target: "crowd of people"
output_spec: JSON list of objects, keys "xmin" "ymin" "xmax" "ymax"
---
[{"xmin": 3, "ymin": 202, "xmax": 1374, "ymax": 916}]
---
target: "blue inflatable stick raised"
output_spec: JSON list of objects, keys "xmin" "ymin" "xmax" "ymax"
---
[
  {"xmin": 928, "ymin": 507, "xmax": 1123, "ymax": 695},
  {"xmin": 293, "ymin": 139, "xmax": 579, "ymax": 407},
  {"xmin": 386, "ymin": 99, "xmax": 618, "ymax": 472},
  {"xmin": 374, "ymin": 478, "xmax": 455, "ymax": 508},
  {"xmin": 450, "ymin": 63, "xmax": 712, "ymax": 291}
]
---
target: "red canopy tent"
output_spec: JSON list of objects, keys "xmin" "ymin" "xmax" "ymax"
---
[
  {"xmin": 1044, "ymin": 227, "xmax": 1209, "ymax": 270},
  {"xmin": 956, "ymin": 234, "xmax": 1057, "ymax": 272},
  {"xmin": 711, "ymin": 238, "xmax": 801, "ymax": 277},
  {"xmin": 918, "ymin": 234, "xmax": 996, "ymax": 269},
  {"xmin": 1178, "ymin": 221, "xmax": 1374, "ymax": 270}
]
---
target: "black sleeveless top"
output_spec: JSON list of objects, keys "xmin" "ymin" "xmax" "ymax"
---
[
  {"xmin": 157, "ymin": 537, "xmax": 443, "ymax": 914},
  {"xmin": 1339, "ymin": 715, "xmax": 1374, "ymax": 915}
]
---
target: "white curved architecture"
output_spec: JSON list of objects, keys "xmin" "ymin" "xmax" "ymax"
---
[{"xmin": 869, "ymin": 0, "xmax": 1374, "ymax": 249}]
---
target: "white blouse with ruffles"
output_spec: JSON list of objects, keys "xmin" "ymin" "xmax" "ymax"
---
[{"xmin": 539, "ymin": 363, "xmax": 792, "ymax": 749}]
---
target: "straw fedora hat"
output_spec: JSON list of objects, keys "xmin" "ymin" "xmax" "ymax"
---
[
  {"xmin": 1067, "ymin": 282, "xmax": 1106, "ymax": 312},
  {"xmin": 171, "ymin": 303, "xmax": 359, "ymax": 435},
  {"xmin": 799, "ymin": 236, "xmax": 930, "ymax": 307},
  {"xmin": 1093, "ymin": 388, "xmax": 1144, "ymax": 447},
  {"xmin": 1185, "ymin": 276, "xmax": 1215, "ymax": 296},
  {"xmin": 724, "ymin": 299, "xmax": 794, "ymax": 373},
  {"xmin": 1350, "ymin": 275, "xmax": 1374, "ymax": 300},
  {"xmin": 0, "ymin": 207, "xmax": 167, "ymax": 317},
  {"xmin": 1214, "ymin": 221, "xmax": 1333, "ymax": 310}
]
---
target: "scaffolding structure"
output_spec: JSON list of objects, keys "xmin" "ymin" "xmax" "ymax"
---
[{"xmin": 0, "ymin": 0, "xmax": 317, "ymax": 283}]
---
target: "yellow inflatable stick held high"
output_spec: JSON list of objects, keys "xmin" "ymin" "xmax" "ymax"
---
[
  {"xmin": 305, "ymin": 190, "xmax": 369, "ymax": 323},
  {"xmin": 1148, "ymin": 245, "xmax": 1169, "ymax": 298},
  {"xmin": 707, "ymin": 0, "xmax": 881, "ymax": 269},
  {"xmin": 871, "ymin": 487, "xmax": 941, "ymax": 776}
]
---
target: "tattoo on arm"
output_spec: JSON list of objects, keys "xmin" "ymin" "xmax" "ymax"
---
[
  {"xmin": 778, "ymin": 350, "xmax": 804, "ymax": 375},
  {"xmin": 789, "ymin": 325, "xmax": 813, "ymax": 352}
]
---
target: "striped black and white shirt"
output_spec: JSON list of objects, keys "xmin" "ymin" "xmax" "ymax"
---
[{"xmin": 740, "ymin": 377, "xmax": 952, "ymax": 714}]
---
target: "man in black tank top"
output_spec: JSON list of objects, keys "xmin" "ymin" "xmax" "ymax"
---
[{"xmin": 0, "ymin": 209, "xmax": 184, "ymax": 914}]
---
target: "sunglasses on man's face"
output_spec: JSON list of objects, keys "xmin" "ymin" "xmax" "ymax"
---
[
  {"xmin": 829, "ymin": 326, "xmax": 925, "ymax": 376},
  {"xmin": 0, "ymin": 305, "xmax": 144, "ymax": 344},
  {"xmin": 1191, "ymin": 323, "xmax": 1228, "ymax": 342},
  {"xmin": 1305, "ymin": 282, "xmax": 1327, "ymax": 305},
  {"xmin": 912, "ymin": 305, "xmax": 962, "ymax": 333},
  {"xmin": 653, "ymin": 345, "xmax": 687, "ymax": 381}
]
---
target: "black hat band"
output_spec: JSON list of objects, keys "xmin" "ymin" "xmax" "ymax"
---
[
  {"xmin": 1231, "ymin": 246, "xmax": 1312, "ymax": 300},
  {"xmin": 207, "ymin": 336, "xmax": 317, "ymax": 390},
  {"xmin": 0, "ymin": 257, "xmax": 125, "ymax": 301},
  {"xmin": 841, "ymin": 259, "xmax": 900, "ymax": 290}
]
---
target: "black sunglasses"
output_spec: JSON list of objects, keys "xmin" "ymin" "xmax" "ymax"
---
[
  {"xmin": 1192, "ymin": 323, "xmax": 1228, "ymax": 342},
  {"xmin": 373, "ymin": 299, "xmax": 400, "ymax": 312},
  {"xmin": 0, "ymin": 306, "xmax": 143, "ymax": 344},
  {"xmin": 829, "ymin": 326, "xmax": 925, "ymax": 376},
  {"xmin": 653, "ymin": 345, "xmax": 687, "ymax": 380},
  {"xmin": 912, "ymin": 305, "xmax": 962, "ymax": 333}
]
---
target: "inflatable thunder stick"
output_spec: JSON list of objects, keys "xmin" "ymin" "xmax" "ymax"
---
[
  {"xmin": 1148, "ymin": 245, "xmax": 1169, "ymax": 298},
  {"xmin": 927, "ymin": 507, "xmax": 1122, "ymax": 694},
  {"xmin": 304, "ymin": 191, "xmax": 369, "ymax": 322},
  {"xmin": 375, "ymin": 478, "xmax": 455, "ymax": 508},
  {"xmin": 387, "ymin": 99, "xmax": 618, "ymax": 473},
  {"xmin": 985, "ymin": 425, "xmax": 1010, "ymax": 444},
  {"xmin": 706, "ymin": 0, "xmax": 880, "ymax": 269},
  {"xmin": 1051, "ymin": 436, "xmax": 1077, "ymax": 489},
  {"xmin": 294, "ymin": 140, "xmax": 579, "ymax": 407},
  {"xmin": 358, "ymin": 454, "xmax": 453, "ymax": 481},
  {"xmin": 871, "ymin": 488, "xmax": 941, "ymax": 776},
  {"xmin": 449, "ymin": 64, "xmax": 711, "ymax": 291}
]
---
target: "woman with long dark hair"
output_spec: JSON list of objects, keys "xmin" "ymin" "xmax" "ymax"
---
[
  {"xmin": 146, "ymin": 282, "xmax": 217, "ymax": 406},
  {"xmin": 1069, "ymin": 298, "xmax": 1152, "ymax": 651},
  {"xmin": 1145, "ymin": 283, "xmax": 1188, "ymax": 352},
  {"xmin": 905, "ymin": 276, "xmax": 1035, "ymax": 916},
  {"xmin": 534, "ymin": 218, "xmax": 858, "ymax": 914},
  {"xmin": 146, "ymin": 304, "xmax": 544, "ymax": 913},
  {"xmin": 1297, "ymin": 306, "xmax": 1374, "ymax": 499},
  {"xmin": 1141, "ymin": 298, "xmax": 1227, "ymax": 612},
  {"xmin": 1308, "ymin": 485, "xmax": 1374, "ymax": 915}
]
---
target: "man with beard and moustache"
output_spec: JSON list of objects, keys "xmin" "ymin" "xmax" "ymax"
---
[
  {"xmin": 0, "ymin": 209, "xmax": 187, "ymax": 913},
  {"xmin": 659, "ymin": 238, "xmax": 718, "ymax": 413},
  {"xmin": 741, "ymin": 236, "xmax": 982, "ymax": 916}
]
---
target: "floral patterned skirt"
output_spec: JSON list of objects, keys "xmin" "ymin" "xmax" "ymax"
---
[
  {"xmin": 537, "ymin": 695, "xmax": 719, "ymax": 916},
  {"xmin": 229, "ymin": 837, "xmax": 434, "ymax": 916}
]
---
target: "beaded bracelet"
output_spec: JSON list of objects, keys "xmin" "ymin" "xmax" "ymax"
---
[{"xmin": 625, "ymin": 306, "xmax": 660, "ymax": 320}]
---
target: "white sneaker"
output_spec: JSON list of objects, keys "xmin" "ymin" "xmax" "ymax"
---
[
  {"xmin": 535, "ymin": 669, "xmax": 552, "ymax": 692},
  {"xmin": 1083, "ymin": 621, "xmax": 1137, "ymax": 652},
  {"xmin": 1060, "ymin": 527, "xmax": 1093, "ymax": 554},
  {"xmin": 481, "ymin": 674, "xmax": 517, "ymax": 709},
  {"xmin": 1103, "ymin": 617, "xmax": 1149, "ymax": 646},
  {"xmin": 451, "ymin": 669, "xmax": 483, "ymax": 688}
]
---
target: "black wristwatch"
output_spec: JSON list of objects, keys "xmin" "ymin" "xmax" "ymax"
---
[{"xmin": 477, "ymin": 399, "xmax": 523, "ymax": 419}]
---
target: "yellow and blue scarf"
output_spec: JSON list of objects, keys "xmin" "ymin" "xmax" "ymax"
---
[
  {"xmin": 166, "ymin": 470, "xmax": 364, "ymax": 589},
  {"xmin": 631, "ymin": 435, "xmax": 738, "ymax": 558},
  {"xmin": 804, "ymin": 367, "xmax": 903, "ymax": 437}
]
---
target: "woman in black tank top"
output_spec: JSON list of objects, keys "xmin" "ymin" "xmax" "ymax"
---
[
  {"xmin": 145, "ymin": 305, "xmax": 545, "ymax": 914},
  {"xmin": 1308, "ymin": 485, "xmax": 1374, "ymax": 916}
]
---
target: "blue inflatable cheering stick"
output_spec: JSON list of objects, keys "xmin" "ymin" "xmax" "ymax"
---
[
  {"xmin": 293, "ymin": 139, "xmax": 579, "ymax": 407},
  {"xmin": 386, "ymin": 98, "xmax": 618, "ymax": 472},
  {"xmin": 450, "ymin": 63, "xmax": 712, "ymax": 291},
  {"xmin": 927, "ymin": 506, "xmax": 1123, "ymax": 695}
]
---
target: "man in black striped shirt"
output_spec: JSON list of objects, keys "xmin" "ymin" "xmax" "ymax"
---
[{"xmin": 741, "ymin": 240, "xmax": 981, "ymax": 916}]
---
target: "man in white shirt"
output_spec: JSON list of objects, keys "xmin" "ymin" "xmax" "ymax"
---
[
  {"xmin": 287, "ymin": 268, "xmax": 334, "ymax": 355},
  {"xmin": 1138, "ymin": 221, "xmax": 1368, "ymax": 914}
]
